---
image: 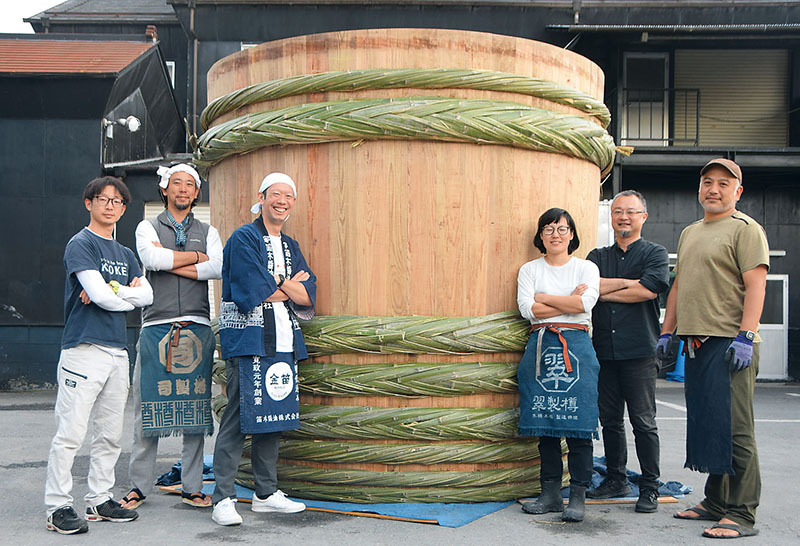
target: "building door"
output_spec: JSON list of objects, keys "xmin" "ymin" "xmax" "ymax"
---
[
  {"xmin": 759, "ymin": 274, "xmax": 788, "ymax": 380},
  {"xmin": 621, "ymin": 52, "xmax": 669, "ymax": 147}
]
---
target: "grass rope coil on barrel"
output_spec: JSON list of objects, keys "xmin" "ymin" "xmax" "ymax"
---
[
  {"xmin": 194, "ymin": 97, "xmax": 615, "ymax": 172},
  {"xmin": 210, "ymin": 315, "xmax": 567, "ymax": 502},
  {"xmin": 200, "ymin": 68, "xmax": 610, "ymax": 130},
  {"xmin": 276, "ymin": 439, "xmax": 541, "ymax": 465},
  {"xmin": 251, "ymin": 464, "xmax": 541, "ymax": 488},
  {"xmin": 249, "ymin": 479, "xmax": 546, "ymax": 504},
  {"xmin": 299, "ymin": 361, "xmax": 518, "ymax": 397},
  {"xmin": 301, "ymin": 311, "xmax": 529, "ymax": 356}
]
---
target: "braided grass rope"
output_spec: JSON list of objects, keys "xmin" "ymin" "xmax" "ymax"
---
[
  {"xmin": 299, "ymin": 361, "xmax": 518, "ymax": 397},
  {"xmin": 193, "ymin": 97, "xmax": 616, "ymax": 171},
  {"xmin": 259, "ymin": 463, "xmax": 541, "ymax": 488},
  {"xmin": 241, "ymin": 479, "xmax": 543, "ymax": 503},
  {"xmin": 275, "ymin": 439, "xmax": 541, "ymax": 465},
  {"xmin": 208, "ymin": 314, "xmax": 567, "ymax": 502},
  {"xmin": 285, "ymin": 405, "xmax": 519, "ymax": 442},
  {"xmin": 302, "ymin": 311, "xmax": 529, "ymax": 356},
  {"xmin": 200, "ymin": 68, "xmax": 611, "ymax": 130},
  {"xmin": 211, "ymin": 398, "xmax": 518, "ymax": 442}
]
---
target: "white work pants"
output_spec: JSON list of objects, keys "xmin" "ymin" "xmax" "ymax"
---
[{"xmin": 44, "ymin": 343, "xmax": 130, "ymax": 514}]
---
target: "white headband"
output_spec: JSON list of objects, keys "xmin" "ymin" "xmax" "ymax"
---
[
  {"xmin": 250, "ymin": 172, "xmax": 297, "ymax": 214},
  {"xmin": 157, "ymin": 163, "xmax": 201, "ymax": 189}
]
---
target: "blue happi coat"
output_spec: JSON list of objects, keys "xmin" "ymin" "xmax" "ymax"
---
[{"xmin": 218, "ymin": 219, "xmax": 316, "ymax": 360}]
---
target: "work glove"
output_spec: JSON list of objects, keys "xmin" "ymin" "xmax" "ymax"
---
[
  {"xmin": 725, "ymin": 334, "xmax": 754, "ymax": 372},
  {"xmin": 655, "ymin": 333, "xmax": 676, "ymax": 364}
]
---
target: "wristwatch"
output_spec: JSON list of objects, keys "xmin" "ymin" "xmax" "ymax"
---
[
  {"xmin": 739, "ymin": 330, "xmax": 756, "ymax": 341},
  {"xmin": 277, "ymin": 274, "xmax": 286, "ymax": 288}
]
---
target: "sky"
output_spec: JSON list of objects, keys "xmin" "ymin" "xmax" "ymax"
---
[{"xmin": 0, "ymin": 1, "xmax": 64, "ymax": 34}]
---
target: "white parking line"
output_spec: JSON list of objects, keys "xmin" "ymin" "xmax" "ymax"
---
[
  {"xmin": 787, "ymin": 393, "xmax": 800, "ymax": 397},
  {"xmin": 656, "ymin": 399, "xmax": 686, "ymax": 412},
  {"xmin": 655, "ymin": 417, "xmax": 800, "ymax": 423}
]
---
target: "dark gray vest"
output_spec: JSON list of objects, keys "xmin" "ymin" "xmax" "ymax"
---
[{"xmin": 142, "ymin": 210, "xmax": 211, "ymax": 324}]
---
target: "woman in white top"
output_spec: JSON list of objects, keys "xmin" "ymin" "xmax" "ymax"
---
[{"xmin": 516, "ymin": 207, "xmax": 600, "ymax": 523}]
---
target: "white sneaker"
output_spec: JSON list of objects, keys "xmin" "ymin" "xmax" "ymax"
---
[
  {"xmin": 212, "ymin": 498, "xmax": 242, "ymax": 526},
  {"xmin": 251, "ymin": 490, "xmax": 306, "ymax": 513}
]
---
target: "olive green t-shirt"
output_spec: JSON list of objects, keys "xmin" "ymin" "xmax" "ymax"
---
[{"xmin": 675, "ymin": 211, "xmax": 769, "ymax": 338}]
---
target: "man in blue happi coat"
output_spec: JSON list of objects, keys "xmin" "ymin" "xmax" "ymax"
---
[{"xmin": 211, "ymin": 172, "xmax": 316, "ymax": 526}]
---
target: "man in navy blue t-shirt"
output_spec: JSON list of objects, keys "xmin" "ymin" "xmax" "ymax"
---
[{"xmin": 44, "ymin": 177, "xmax": 153, "ymax": 535}]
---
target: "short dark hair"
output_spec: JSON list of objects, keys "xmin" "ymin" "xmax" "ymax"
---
[
  {"xmin": 533, "ymin": 207, "xmax": 580, "ymax": 254},
  {"xmin": 83, "ymin": 176, "xmax": 131, "ymax": 205},
  {"xmin": 612, "ymin": 189, "xmax": 647, "ymax": 212}
]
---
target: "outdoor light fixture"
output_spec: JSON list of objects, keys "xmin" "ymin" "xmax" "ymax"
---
[{"xmin": 103, "ymin": 115, "xmax": 142, "ymax": 138}]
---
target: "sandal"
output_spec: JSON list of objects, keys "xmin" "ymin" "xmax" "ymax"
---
[
  {"xmin": 181, "ymin": 491, "xmax": 212, "ymax": 508},
  {"xmin": 121, "ymin": 487, "xmax": 146, "ymax": 509},
  {"xmin": 702, "ymin": 523, "xmax": 759, "ymax": 539},
  {"xmin": 674, "ymin": 505, "xmax": 718, "ymax": 521}
]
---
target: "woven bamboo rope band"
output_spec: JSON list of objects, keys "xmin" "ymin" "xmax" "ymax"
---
[
  {"xmin": 209, "ymin": 313, "xmax": 562, "ymax": 502},
  {"xmin": 211, "ymin": 398, "xmax": 520, "ymax": 442},
  {"xmin": 238, "ymin": 479, "xmax": 548, "ymax": 504},
  {"xmin": 248, "ymin": 464, "xmax": 541, "ymax": 488},
  {"xmin": 194, "ymin": 97, "xmax": 616, "ymax": 172},
  {"xmin": 200, "ymin": 68, "xmax": 611, "ymax": 130},
  {"xmin": 275, "ymin": 439, "xmax": 541, "ymax": 465},
  {"xmin": 299, "ymin": 361, "xmax": 518, "ymax": 397},
  {"xmin": 301, "ymin": 311, "xmax": 529, "ymax": 356},
  {"xmin": 215, "ymin": 359, "xmax": 518, "ymax": 398}
]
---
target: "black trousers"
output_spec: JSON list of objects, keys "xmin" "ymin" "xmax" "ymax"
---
[
  {"xmin": 597, "ymin": 356, "xmax": 660, "ymax": 491},
  {"xmin": 539, "ymin": 435, "xmax": 593, "ymax": 488}
]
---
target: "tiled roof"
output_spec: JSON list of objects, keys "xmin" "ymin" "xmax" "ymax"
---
[
  {"xmin": 0, "ymin": 38, "xmax": 153, "ymax": 74},
  {"xmin": 26, "ymin": 0, "xmax": 176, "ymax": 24}
]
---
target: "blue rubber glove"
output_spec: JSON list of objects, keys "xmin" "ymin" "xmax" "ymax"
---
[
  {"xmin": 655, "ymin": 333, "xmax": 673, "ymax": 363},
  {"xmin": 725, "ymin": 334, "xmax": 754, "ymax": 372}
]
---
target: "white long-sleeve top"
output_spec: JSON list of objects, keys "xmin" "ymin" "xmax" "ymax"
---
[
  {"xmin": 75, "ymin": 269, "xmax": 153, "ymax": 312},
  {"xmin": 516, "ymin": 256, "xmax": 600, "ymax": 327},
  {"xmin": 135, "ymin": 219, "xmax": 223, "ymax": 281}
]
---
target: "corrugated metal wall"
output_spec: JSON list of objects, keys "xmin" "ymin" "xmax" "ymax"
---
[{"xmin": 674, "ymin": 49, "xmax": 789, "ymax": 147}]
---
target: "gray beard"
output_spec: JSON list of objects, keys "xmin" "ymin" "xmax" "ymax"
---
[
  {"xmin": 174, "ymin": 201, "xmax": 190, "ymax": 211},
  {"xmin": 618, "ymin": 229, "xmax": 632, "ymax": 239}
]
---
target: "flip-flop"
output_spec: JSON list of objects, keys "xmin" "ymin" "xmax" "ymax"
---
[
  {"xmin": 121, "ymin": 487, "xmax": 146, "ymax": 509},
  {"xmin": 702, "ymin": 523, "xmax": 759, "ymax": 539},
  {"xmin": 181, "ymin": 491, "xmax": 212, "ymax": 508},
  {"xmin": 674, "ymin": 506, "xmax": 718, "ymax": 521}
]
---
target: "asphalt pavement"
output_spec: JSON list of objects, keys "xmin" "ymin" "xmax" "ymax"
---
[{"xmin": 2, "ymin": 380, "xmax": 799, "ymax": 545}]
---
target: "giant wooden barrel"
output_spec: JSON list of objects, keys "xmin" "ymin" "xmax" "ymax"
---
[{"xmin": 202, "ymin": 28, "xmax": 613, "ymax": 503}]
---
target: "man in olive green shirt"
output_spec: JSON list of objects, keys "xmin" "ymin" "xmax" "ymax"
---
[{"xmin": 659, "ymin": 158, "xmax": 768, "ymax": 539}]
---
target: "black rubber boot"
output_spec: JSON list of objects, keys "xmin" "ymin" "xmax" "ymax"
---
[
  {"xmin": 521, "ymin": 480, "xmax": 564, "ymax": 514},
  {"xmin": 562, "ymin": 485, "xmax": 586, "ymax": 522}
]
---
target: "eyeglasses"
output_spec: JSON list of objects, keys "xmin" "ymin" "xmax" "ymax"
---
[
  {"xmin": 542, "ymin": 225, "xmax": 570, "ymax": 236},
  {"xmin": 94, "ymin": 196, "xmax": 125, "ymax": 208},
  {"xmin": 266, "ymin": 190, "xmax": 296, "ymax": 200},
  {"xmin": 611, "ymin": 208, "xmax": 644, "ymax": 217}
]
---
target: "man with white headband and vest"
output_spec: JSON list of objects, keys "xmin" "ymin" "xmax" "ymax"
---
[
  {"xmin": 211, "ymin": 172, "xmax": 316, "ymax": 526},
  {"xmin": 121, "ymin": 163, "xmax": 222, "ymax": 510}
]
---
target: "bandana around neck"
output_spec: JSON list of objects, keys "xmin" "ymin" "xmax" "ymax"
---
[{"xmin": 166, "ymin": 210, "xmax": 191, "ymax": 247}]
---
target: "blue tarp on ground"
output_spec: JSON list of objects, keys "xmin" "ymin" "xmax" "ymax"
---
[
  {"xmin": 589, "ymin": 456, "xmax": 692, "ymax": 498},
  {"xmin": 207, "ymin": 482, "xmax": 514, "ymax": 528},
  {"xmin": 164, "ymin": 455, "xmax": 691, "ymax": 527}
]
